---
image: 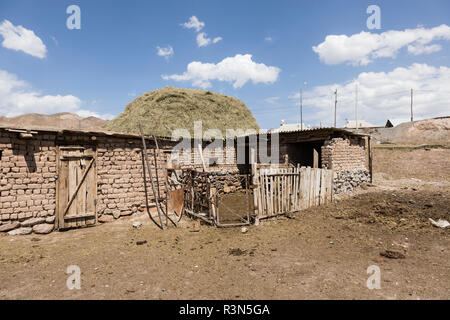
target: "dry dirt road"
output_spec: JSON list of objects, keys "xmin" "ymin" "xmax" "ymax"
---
[{"xmin": 0, "ymin": 181, "xmax": 448, "ymax": 300}]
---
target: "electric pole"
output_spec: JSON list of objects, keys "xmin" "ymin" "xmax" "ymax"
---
[
  {"xmin": 355, "ymin": 83, "xmax": 358, "ymax": 132},
  {"xmin": 334, "ymin": 89, "xmax": 338, "ymax": 128},
  {"xmin": 299, "ymin": 82, "xmax": 307, "ymax": 130},
  {"xmin": 300, "ymin": 87, "xmax": 303, "ymax": 131},
  {"xmin": 410, "ymin": 88, "xmax": 414, "ymax": 122}
]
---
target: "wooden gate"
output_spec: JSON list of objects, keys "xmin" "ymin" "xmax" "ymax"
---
[
  {"xmin": 253, "ymin": 165, "xmax": 334, "ymax": 220},
  {"xmin": 56, "ymin": 146, "xmax": 97, "ymax": 230}
]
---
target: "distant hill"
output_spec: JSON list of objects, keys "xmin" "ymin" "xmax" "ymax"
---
[
  {"xmin": 103, "ymin": 87, "xmax": 261, "ymax": 137},
  {"xmin": 0, "ymin": 112, "xmax": 108, "ymax": 131},
  {"xmin": 370, "ymin": 117, "xmax": 450, "ymax": 145}
]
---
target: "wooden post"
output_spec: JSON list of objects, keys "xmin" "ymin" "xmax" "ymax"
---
[
  {"xmin": 251, "ymin": 148, "xmax": 260, "ymax": 225},
  {"xmin": 313, "ymin": 148, "xmax": 319, "ymax": 168},
  {"xmin": 198, "ymin": 143, "xmax": 207, "ymax": 172}
]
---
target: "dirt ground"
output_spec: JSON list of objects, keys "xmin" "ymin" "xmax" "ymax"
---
[
  {"xmin": 0, "ymin": 147, "xmax": 449, "ymax": 300},
  {"xmin": 373, "ymin": 146, "xmax": 450, "ymax": 181}
]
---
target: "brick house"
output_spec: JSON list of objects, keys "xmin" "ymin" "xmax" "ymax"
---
[{"xmin": 0, "ymin": 126, "xmax": 370, "ymax": 235}]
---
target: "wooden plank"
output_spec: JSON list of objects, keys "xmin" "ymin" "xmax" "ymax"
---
[
  {"xmin": 319, "ymin": 169, "xmax": 326, "ymax": 205},
  {"xmin": 85, "ymin": 157, "xmax": 96, "ymax": 226},
  {"xmin": 327, "ymin": 170, "xmax": 333, "ymax": 204},
  {"xmin": 68, "ymin": 160, "xmax": 78, "ymax": 228},
  {"xmin": 64, "ymin": 212, "xmax": 95, "ymax": 219},
  {"xmin": 275, "ymin": 175, "xmax": 279, "ymax": 214},
  {"xmin": 251, "ymin": 151, "xmax": 259, "ymax": 219},
  {"xmin": 299, "ymin": 167, "xmax": 307, "ymax": 210},
  {"xmin": 308, "ymin": 168, "xmax": 315, "ymax": 208},
  {"xmin": 314, "ymin": 169, "xmax": 321, "ymax": 206},
  {"xmin": 269, "ymin": 175, "xmax": 274, "ymax": 216},
  {"xmin": 313, "ymin": 148, "xmax": 319, "ymax": 168},
  {"xmin": 260, "ymin": 173, "xmax": 266, "ymax": 218},
  {"xmin": 77, "ymin": 161, "xmax": 87, "ymax": 227},
  {"xmin": 57, "ymin": 158, "xmax": 69, "ymax": 229},
  {"xmin": 288, "ymin": 173, "xmax": 292, "ymax": 212}
]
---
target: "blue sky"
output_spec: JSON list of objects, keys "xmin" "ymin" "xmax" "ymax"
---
[{"xmin": 1, "ymin": 0, "xmax": 449, "ymax": 130}]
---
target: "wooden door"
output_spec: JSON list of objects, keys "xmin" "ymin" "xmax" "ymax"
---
[{"xmin": 56, "ymin": 146, "xmax": 97, "ymax": 230}]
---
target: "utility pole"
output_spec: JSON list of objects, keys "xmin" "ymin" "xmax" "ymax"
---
[
  {"xmin": 410, "ymin": 88, "xmax": 414, "ymax": 122},
  {"xmin": 355, "ymin": 83, "xmax": 358, "ymax": 132},
  {"xmin": 334, "ymin": 89, "xmax": 338, "ymax": 128},
  {"xmin": 300, "ymin": 87, "xmax": 303, "ymax": 131},
  {"xmin": 299, "ymin": 82, "xmax": 307, "ymax": 130}
]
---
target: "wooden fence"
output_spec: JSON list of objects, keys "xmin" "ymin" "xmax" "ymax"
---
[{"xmin": 253, "ymin": 165, "xmax": 334, "ymax": 220}]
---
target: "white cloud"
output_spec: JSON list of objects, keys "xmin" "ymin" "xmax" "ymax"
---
[
  {"xmin": 313, "ymin": 24, "xmax": 450, "ymax": 66},
  {"xmin": 0, "ymin": 69, "xmax": 113, "ymax": 120},
  {"xmin": 196, "ymin": 33, "xmax": 222, "ymax": 47},
  {"xmin": 293, "ymin": 63, "xmax": 450, "ymax": 126},
  {"xmin": 0, "ymin": 20, "xmax": 47, "ymax": 58},
  {"xmin": 264, "ymin": 97, "xmax": 279, "ymax": 104},
  {"xmin": 265, "ymin": 36, "xmax": 273, "ymax": 42},
  {"xmin": 162, "ymin": 54, "xmax": 281, "ymax": 89},
  {"xmin": 196, "ymin": 33, "xmax": 211, "ymax": 47},
  {"xmin": 156, "ymin": 45, "xmax": 174, "ymax": 59},
  {"xmin": 408, "ymin": 43, "xmax": 442, "ymax": 55},
  {"xmin": 181, "ymin": 16, "xmax": 205, "ymax": 32}
]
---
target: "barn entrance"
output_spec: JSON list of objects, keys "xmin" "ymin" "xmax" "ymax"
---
[{"xmin": 56, "ymin": 146, "xmax": 97, "ymax": 230}]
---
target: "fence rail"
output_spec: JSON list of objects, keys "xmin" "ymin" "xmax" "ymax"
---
[{"xmin": 253, "ymin": 165, "xmax": 334, "ymax": 220}]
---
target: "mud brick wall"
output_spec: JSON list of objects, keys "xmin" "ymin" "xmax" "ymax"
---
[
  {"xmin": 0, "ymin": 131, "xmax": 57, "ymax": 235},
  {"xmin": 170, "ymin": 139, "xmax": 239, "ymax": 171},
  {"xmin": 96, "ymin": 137, "xmax": 174, "ymax": 220},
  {"xmin": 321, "ymin": 137, "xmax": 370, "ymax": 193},
  {"xmin": 321, "ymin": 137, "xmax": 368, "ymax": 171},
  {"xmin": 0, "ymin": 128, "xmax": 180, "ymax": 235}
]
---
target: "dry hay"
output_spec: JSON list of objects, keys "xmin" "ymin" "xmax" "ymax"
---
[{"xmin": 104, "ymin": 87, "xmax": 260, "ymax": 137}]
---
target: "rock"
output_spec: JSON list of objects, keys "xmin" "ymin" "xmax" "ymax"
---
[
  {"xmin": 113, "ymin": 210, "xmax": 121, "ymax": 219},
  {"xmin": 8, "ymin": 227, "xmax": 32, "ymax": 236},
  {"xmin": 98, "ymin": 215, "xmax": 114, "ymax": 223},
  {"xmin": 32, "ymin": 224, "xmax": 54, "ymax": 234},
  {"xmin": 380, "ymin": 250, "xmax": 405, "ymax": 259},
  {"xmin": 21, "ymin": 217, "xmax": 46, "ymax": 227},
  {"xmin": 241, "ymin": 227, "xmax": 248, "ymax": 234},
  {"xmin": 132, "ymin": 221, "xmax": 142, "ymax": 228},
  {"xmin": 0, "ymin": 221, "xmax": 20, "ymax": 232},
  {"xmin": 45, "ymin": 216, "xmax": 56, "ymax": 224},
  {"xmin": 429, "ymin": 218, "xmax": 450, "ymax": 229}
]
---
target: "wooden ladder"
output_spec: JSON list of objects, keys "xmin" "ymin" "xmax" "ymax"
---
[{"xmin": 138, "ymin": 121, "xmax": 176, "ymax": 229}]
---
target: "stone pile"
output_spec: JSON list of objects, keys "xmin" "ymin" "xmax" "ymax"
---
[{"xmin": 334, "ymin": 169, "xmax": 371, "ymax": 194}]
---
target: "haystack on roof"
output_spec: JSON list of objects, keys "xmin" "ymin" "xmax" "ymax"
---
[{"xmin": 103, "ymin": 87, "xmax": 260, "ymax": 137}]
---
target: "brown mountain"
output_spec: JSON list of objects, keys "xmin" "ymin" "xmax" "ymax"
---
[{"xmin": 0, "ymin": 112, "xmax": 108, "ymax": 131}]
